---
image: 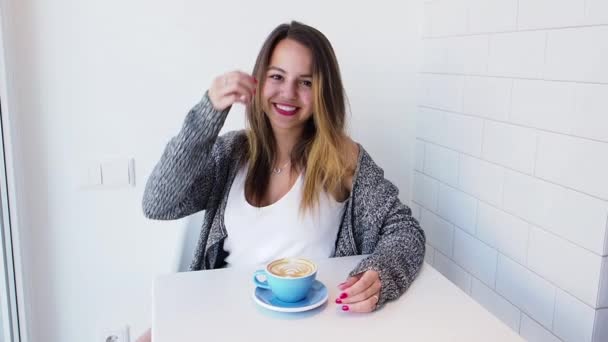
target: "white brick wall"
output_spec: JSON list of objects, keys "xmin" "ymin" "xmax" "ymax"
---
[
  {"xmin": 520, "ymin": 314, "xmax": 561, "ymax": 342},
  {"xmin": 437, "ymin": 183, "xmax": 477, "ymax": 234},
  {"xmin": 453, "ymin": 228, "xmax": 497, "ymax": 287},
  {"xmin": 420, "ymin": 207, "xmax": 454, "ymax": 257},
  {"xmin": 433, "ymin": 250, "xmax": 472, "ymax": 294},
  {"xmin": 601, "ymin": 257, "xmax": 608, "ymax": 307},
  {"xmin": 423, "ymin": 143, "xmax": 459, "ymax": 187},
  {"xmin": 510, "ymin": 79, "xmax": 576, "ymax": 133},
  {"xmin": 554, "ymin": 289, "xmax": 597, "ymax": 342},
  {"xmin": 586, "ymin": 0, "xmax": 608, "ymax": 25},
  {"xmin": 424, "ymin": 243, "xmax": 435, "ymax": 264},
  {"xmin": 458, "ymin": 154, "xmax": 505, "ymax": 207},
  {"xmin": 573, "ymin": 83, "xmax": 608, "ymax": 142},
  {"xmin": 463, "ymin": 76, "xmax": 512, "ymax": 121},
  {"xmin": 488, "ymin": 31, "xmax": 546, "ymax": 78},
  {"xmin": 545, "ymin": 27, "xmax": 608, "ymax": 83},
  {"xmin": 420, "ymin": 73, "xmax": 464, "ymax": 112},
  {"xmin": 417, "ymin": 1, "xmax": 608, "ymax": 340},
  {"xmin": 476, "ymin": 202, "xmax": 529, "ymax": 265},
  {"xmin": 482, "ymin": 121, "xmax": 537, "ymax": 174},
  {"xmin": 518, "ymin": 0, "xmax": 585, "ymax": 29},
  {"xmin": 468, "ymin": 0, "xmax": 517, "ymax": 33},
  {"xmin": 496, "ymin": 255, "xmax": 556, "ymax": 329},
  {"xmin": 535, "ymin": 132, "xmax": 608, "ymax": 199},
  {"xmin": 527, "ymin": 227, "xmax": 602, "ymax": 307},
  {"xmin": 503, "ymin": 170, "xmax": 607, "ymax": 255},
  {"xmin": 471, "ymin": 278, "xmax": 521, "ymax": 331},
  {"xmin": 422, "ymin": 36, "xmax": 489, "ymax": 74},
  {"xmin": 413, "ymin": 171, "xmax": 439, "ymax": 211}
]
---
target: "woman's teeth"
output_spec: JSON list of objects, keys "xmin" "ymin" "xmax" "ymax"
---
[
  {"xmin": 276, "ymin": 104, "xmax": 297, "ymax": 111},
  {"xmin": 273, "ymin": 103, "xmax": 298, "ymax": 116}
]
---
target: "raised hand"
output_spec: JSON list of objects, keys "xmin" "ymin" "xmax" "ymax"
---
[{"xmin": 208, "ymin": 70, "xmax": 257, "ymax": 111}]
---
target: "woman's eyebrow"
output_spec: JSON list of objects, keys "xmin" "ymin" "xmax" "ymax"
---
[
  {"xmin": 268, "ymin": 66, "xmax": 286, "ymax": 73},
  {"xmin": 268, "ymin": 66, "xmax": 312, "ymax": 78}
]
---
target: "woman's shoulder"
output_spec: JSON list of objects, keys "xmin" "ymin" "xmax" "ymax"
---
[
  {"xmin": 342, "ymin": 137, "xmax": 360, "ymax": 193},
  {"xmin": 218, "ymin": 129, "xmax": 247, "ymax": 144},
  {"xmin": 215, "ymin": 129, "xmax": 247, "ymax": 152},
  {"xmin": 350, "ymin": 142, "xmax": 395, "ymax": 193},
  {"xmin": 210, "ymin": 129, "xmax": 248, "ymax": 167}
]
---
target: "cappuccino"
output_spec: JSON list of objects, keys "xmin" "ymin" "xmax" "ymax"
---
[
  {"xmin": 254, "ymin": 258, "xmax": 318, "ymax": 302},
  {"xmin": 268, "ymin": 258, "xmax": 316, "ymax": 278}
]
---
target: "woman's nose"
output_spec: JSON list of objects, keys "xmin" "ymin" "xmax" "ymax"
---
[{"xmin": 280, "ymin": 82, "xmax": 297, "ymax": 99}]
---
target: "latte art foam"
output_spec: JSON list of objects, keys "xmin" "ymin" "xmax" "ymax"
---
[{"xmin": 268, "ymin": 258, "xmax": 316, "ymax": 278}]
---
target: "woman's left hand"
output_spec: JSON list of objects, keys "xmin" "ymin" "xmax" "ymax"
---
[{"xmin": 335, "ymin": 270, "xmax": 381, "ymax": 313}]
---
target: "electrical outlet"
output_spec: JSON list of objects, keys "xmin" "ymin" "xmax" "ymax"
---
[{"xmin": 103, "ymin": 326, "xmax": 129, "ymax": 342}]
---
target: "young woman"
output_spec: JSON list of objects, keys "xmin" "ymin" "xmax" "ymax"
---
[{"xmin": 138, "ymin": 20, "xmax": 425, "ymax": 342}]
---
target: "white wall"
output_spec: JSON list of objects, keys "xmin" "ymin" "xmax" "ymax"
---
[
  {"xmin": 1, "ymin": 0, "xmax": 421, "ymax": 341},
  {"xmin": 415, "ymin": 1, "xmax": 608, "ymax": 342}
]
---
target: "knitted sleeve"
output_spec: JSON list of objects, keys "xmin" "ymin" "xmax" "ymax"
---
[
  {"xmin": 348, "ymin": 153, "xmax": 426, "ymax": 309},
  {"xmin": 142, "ymin": 93, "xmax": 231, "ymax": 220}
]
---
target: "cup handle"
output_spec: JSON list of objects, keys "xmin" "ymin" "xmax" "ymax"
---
[{"xmin": 253, "ymin": 270, "xmax": 271, "ymax": 290}]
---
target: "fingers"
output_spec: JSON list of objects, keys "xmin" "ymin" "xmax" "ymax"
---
[
  {"xmin": 339, "ymin": 270, "xmax": 378, "ymax": 300},
  {"xmin": 233, "ymin": 71, "xmax": 257, "ymax": 94},
  {"xmin": 225, "ymin": 82, "xmax": 254, "ymax": 104},
  {"xmin": 340, "ymin": 278, "xmax": 380, "ymax": 304},
  {"xmin": 208, "ymin": 71, "xmax": 257, "ymax": 110},
  {"xmin": 335, "ymin": 270, "xmax": 382, "ymax": 313},
  {"xmin": 341, "ymin": 294, "xmax": 379, "ymax": 313},
  {"xmin": 337, "ymin": 275, "xmax": 359, "ymax": 291}
]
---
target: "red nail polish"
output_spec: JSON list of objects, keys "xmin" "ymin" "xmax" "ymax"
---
[
  {"xmin": 335, "ymin": 298, "xmax": 342, "ymax": 304},
  {"xmin": 342, "ymin": 305, "xmax": 349, "ymax": 311},
  {"xmin": 340, "ymin": 293, "xmax": 348, "ymax": 299}
]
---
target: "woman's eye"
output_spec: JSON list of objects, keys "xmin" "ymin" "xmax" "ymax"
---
[
  {"xmin": 301, "ymin": 80, "xmax": 312, "ymax": 87},
  {"xmin": 269, "ymin": 74, "xmax": 283, "ymax": 81}
]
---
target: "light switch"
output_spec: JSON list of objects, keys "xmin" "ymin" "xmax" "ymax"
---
[
  {"xmin": 101, "ymin": 158, "xmax": 131, "ymax": 186},
  {"xmin": 86, "ymin": 163, "xmax": 102, "ymax": 186},
  {"xmin": 128, "ymin": 158, "xmax": 136, "ymax": 186}
]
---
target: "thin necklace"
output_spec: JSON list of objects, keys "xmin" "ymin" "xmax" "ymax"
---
[{"xmin": 272, "ymin": 161, "xmax": 291, "ymax": 174}]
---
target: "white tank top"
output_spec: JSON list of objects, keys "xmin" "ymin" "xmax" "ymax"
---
[{"xmin": 223, "ymin": 166, "xmax": 346, "ymax": 267}]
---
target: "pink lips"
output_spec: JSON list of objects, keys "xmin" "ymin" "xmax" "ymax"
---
[{"xmin": 273, "ymin": 103, "xmax": 299, "ymax": 116}]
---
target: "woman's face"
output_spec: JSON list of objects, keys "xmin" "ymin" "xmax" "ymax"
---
[{"xmin": 262, "ymin": 38, "xmax": 314, "ymax": 134}]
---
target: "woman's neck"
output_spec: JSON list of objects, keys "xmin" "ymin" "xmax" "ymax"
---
[{"xmin": 273, "ymin": 127, "xmax": 303, "ymax": 164}]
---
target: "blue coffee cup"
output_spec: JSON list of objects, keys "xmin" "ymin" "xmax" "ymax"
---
[{"xmin": 253, "ymin": 258, "xmax": 317, "ymax": 303}]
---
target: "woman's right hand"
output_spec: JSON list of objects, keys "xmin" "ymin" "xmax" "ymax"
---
[{"xmin": 208, "ymin": 71, "xmax": 257, "ymax": 111}]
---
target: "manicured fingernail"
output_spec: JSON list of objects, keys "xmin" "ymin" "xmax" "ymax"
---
[
  {"xmin": 338, "ymin": 282, "xmax": 346, "ymax": 286},
  {"xmin": 340, "ymin": 293, "xmax": 348, "ymax": 299},
  {"xmin": 342, "ymin": 305, "xmax": 349, "ymax": 311},
  {"xmin": 335, "ymin": 298, "xmax": 342, "ymax": 304},
  {"xmin": 253, "ymin": 77, "xmax": 258, "ymax": 83}
]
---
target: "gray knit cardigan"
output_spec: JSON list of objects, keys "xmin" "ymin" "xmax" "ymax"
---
[{"xmin": 142, "ymin": 93, "xmax": 426, "ymax": 309}]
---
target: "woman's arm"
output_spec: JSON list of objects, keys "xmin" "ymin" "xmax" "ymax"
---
[
  {"xmin": 349, "ymin": 195, "xmax": 426, "ymax": 309},
  {"xmin": 341, "ymin": 151, "xmax": 426, "ymax": 310},
  {"xmin": 142, "ymin": 92, "xmax": 231, "ymax": 220},
  {"xmin": 143, "ymin": 71, "xmax": 255, "ymax": 220}
]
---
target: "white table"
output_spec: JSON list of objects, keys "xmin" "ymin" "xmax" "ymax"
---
[{"xmin": 153, "ymin": 255, "xmax": 523, "ymax": 341}]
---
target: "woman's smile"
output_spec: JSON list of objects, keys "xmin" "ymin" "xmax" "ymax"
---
[{"xmin": 273, "ymin": 102, "xmax": 300, "ymax": 116}]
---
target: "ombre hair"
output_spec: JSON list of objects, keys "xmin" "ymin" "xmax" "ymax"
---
[{"xmin": 243, "ymin": 21, "xmax": 353, "ymax": 211}]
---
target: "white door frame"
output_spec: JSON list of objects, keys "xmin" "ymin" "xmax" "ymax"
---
[{"xmin": 0, "ymin": 1, "xmax": 29, "ymax": 341}]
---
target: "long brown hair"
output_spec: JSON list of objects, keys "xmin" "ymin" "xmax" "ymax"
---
[{"xmin": 244, "ymin": 21, "xmax": 352, "ymax": 211}]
